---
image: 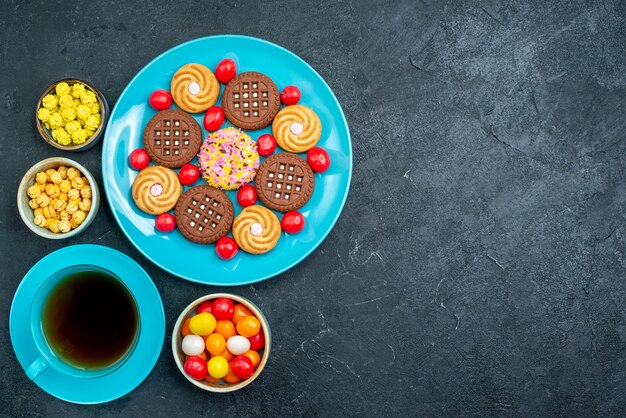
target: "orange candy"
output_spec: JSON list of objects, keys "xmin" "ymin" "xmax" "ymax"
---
[
  {"xmin": 243, "ymin": 349, "xmax": 261, "ymax": 368},
  {"xmin": 205, "ymin": 333, "xmax": 226, "ymax": 356},
  {"xmin": 224, "ymin": 366, "xmax": 241, "ymax": 384},
  {"xmin": 215, "ymin": 320, "xmax": 237, "ymax": 339},
  {"xmin": 212, "ymin": 349, "xmax": 234, "ymax": 361},
  {"xmin": 236, "ymin": 315, "xmax": 261, "ymax": 338},
  {"xmin": 232, "ymin": 304, "xmax": 253, "ymax": 324},
  {"xmin": 181, "ymin": 317, "xmax": 192, "ymax": 337},
  {"xmin": 186, "ymin": 351, "xmax": 207, "ymax": 361},
  {"xmin": 204, "ymin": 374, "xmax": 219, "ymax": 383}
]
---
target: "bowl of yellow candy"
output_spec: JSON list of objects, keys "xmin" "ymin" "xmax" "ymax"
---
[
  {"xmin": 17, "ymin": 157, "xmax": 99, "ymax": 239},
  {"xmin": 35, "ymin": 79, "xmax": 109, "ymax": 151}
]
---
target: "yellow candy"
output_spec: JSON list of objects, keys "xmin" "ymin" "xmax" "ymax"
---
[
  {"xmin": 27, "ymin": 185, "xmax": 41, "ymax": 198},
  {"xmin": 36, "ymin": 172, "xmax": 47, "ymax": 184},
  {"xmin": 85, "ymin": 114, "xmax": 100, "ymax": 131},
  {"xmin": 49, "ymin": 172, "xmax": 62, "ymax": 185},
  {"xmin": 71, "ymin": 129, "xmax": 88, "ymax": 145},
  {"xmin": 58, "ymin": 193, "xmax": 68, "ymax": 202},
  {"xmin": 59, "ymin": 180, "xmax": 71, "ymax": 193},
  {"xmin": 76, "ymin": 104, "xmax": 91, "ymax": 120},
  {"xmin": 55, "ymin": 129, "xmax": 72, "ymax": 146},
  {"xmin": 67, "ymin": 188, "xmax": 80, "ymax": 200},
  {"xmin": 34, "ymin": 214, "xmax": 46, "ymax": 227},
  {"xmin": 58, "ymin": 94, "xmax": 74, "ymax": 109},
  {"xmin": 55, "ymin": 82, "xmax": 71, "ymax": 96},
  {"xmin": 35, "ymin": 194, "xmax": 50, "ymax": 207},
  {"xmin": 80, "ymin": 91, "xmax": 96, "ymax": 105},
  {"xmin": 34, "ymin": 208, "xmax": 44, "ymax": 218},
  {"xmin": 28, "ymin": 199, "xmax": 39, "ymax": 209},
  {"xmin": 42, "ymin": 94, "xmax": 58, "ymax": 109},
  {"xmin": 189, "ymin": 313, "xmax": 216, "ymax": 336},
  {"xmin": 44, "ymin": 122, "xmax": 51, "ymax": 129},
  {"xmin": 59, "ymin": 220, "xmax": 72, "ymax": 233},
  {"xmin": 37, "ymin": 183, "xmax": 47, "ymax": 192},
  {"xmin": 79, "ymin": 199, "xmax": 91, "ymax": 212},
  {"xmin": 46, "ymin": 218, "xmax": 60, "ymax": 233},
  {"xmin": 42, "ymin": 206, "xmax": 56, "ymax": 219},
  {"xmin": 80, "ymin": 185, "xmax": 92, "ymax": 199},
  {"xmin": 207, "ymin": 356, "xmax": 228, "ymax": 379},
  {"xmin": 71, "ymin": 83, "xmax": 86, "ymax": 98},
  {"xmin": 66, "ymin": 202, "xmax": 78, "ymax": 214},
  {"xmin": 57, "ymin": 166, "xmax": 68, "ymax": 179},
  {"xmin": 59, "ymin": 210, "xmax": 70, "ymax": 221},
  {"xmin": 37, "ymin": 108, "xmax": 51, "ymax": 122},
  {"xmin": 49, "ymin": 112, "xmax": 64, "ymax": 129},
  {"xmin": 71, "ymin": 210, "xmax": 86, "ymax": 225},
  {"xmin": 67, "ymin": 167, "xmax": 79, "ymax": 180},
  {"xmin": 61, "ymin": 107, "xmax": 76, "ymax": 122},
  {"xmin": 88, "ymin": 102, "xmax": 100, "ymax": 114},
  {"xmin": 65, "ymin": 120, "xmax": 81, "ymax": 134},
  {"xmin": 45, "ymin": 184, "xmax": 60, "ymax": 198},
  {"xmin": 71, "ymin": 177, "xmax": 84, "ymax": 190},
  {"xmin": 73, "ymin": 98, "xmax": 81, "ymax": 108}
]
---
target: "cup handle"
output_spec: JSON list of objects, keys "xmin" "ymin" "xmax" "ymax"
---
[{"xmin": 26, "ymin": 357, "xmax": 49, "ymax": 380}]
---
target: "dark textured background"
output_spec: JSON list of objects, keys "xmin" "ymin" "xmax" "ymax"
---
[{"xmin": 1, "ymin": 0, "xmax": 625, "ymax": 416}]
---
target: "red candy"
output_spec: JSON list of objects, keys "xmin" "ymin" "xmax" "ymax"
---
[
  {"xmin": 129, "ymin": 149, "xmax": 150, "ymax": 170},
  {"xmin": 281, "ymin": 211, "xmax": 305, "ymax": 234},
  {"xmin": 155, "ymin": 213, "xmax": 176, "ymax": 232},
  {"xmin": 237, "ymin": 185, "xmax": 257, "ymax": 207},
  {"xmin": 178, "ymin": 163, "xmax": 200, "ymax": 185},
  {"xmin": 184, "ymin": 356, "xmax": 208, "ymax": 380},
  {"xmin": 203, "ymin": 106, "xmax": 225, "ymax": 131},
  {"xmin": 248, "ymin": 332, "xmax": 265, "ymax": 351},
  {"xmin": 215, "ymin": 59, "xmax": 237, "ymax": 84},
  {"xmin": 197, "ymin": 300, "xmax": 212, "ymax": 314},
  {"xmin": 215, "ymin": 237, "xmax": 239, "ymax": 260},
  {"xmin": 306, "ymin": 147, "xmax": 330, "ymax": 173},
  {"xmin": 256, "ymin": 134, "xmax": 277, "ymax": 157},
  {"xmin": 212, "ymin": 298, "xmax": 235, "ymax": 320},
  {"xmin": 230, "ymin": 355, "xmax": 254, "ymax": 379},
  {"xmin": 149, "ymin": 89, "xmax": 172, "ymax": 111},
  {"xmin": 280, "ymin": 86, "xmax": 301, "ymax": 106}
]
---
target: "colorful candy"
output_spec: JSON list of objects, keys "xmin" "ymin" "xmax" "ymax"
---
[
  {"xmin": 203, "ymin": 106, "xmax": 225, "ymax": 131},
  {"xmin": 215, "ymin": 237, "xmax": 239, "ymax": 260},
  {"xmin": 215, "ymin": 59, "xmax": 237, "ymax": 84},
  {"xmin": 129, "ymin": 149, "xmax": 151, "ymax": 170},
  {"xmin": 180, "ymin": 297, "xmax": 264, "ymax": 385},
  {"xmin": 281, "ymin": 211, "xmax": 305, "ymax": 234},
  {"xmin": 307, "ymin": 147, "xmax": 330, "ymax": 173},
  {"xmin": 149, "ymin": 89, "xmax": 172, "ymax": 111},
  {"xmin": 155, "ymin": 213, "xmax": 176, "ymax": 232},
  {"xmin": 237, "ymin": 185, "xmax": 257, "ymax": 207},
  {"xmin": 178, "ymin": 163, "xmax": 200, "ymax": 186},
  {"xmin": 256, "ymin": 134, "xmax": 277, "ymax": 157},
  {"xmin": 182, "ymin": 334, "xmax": 205, "ymax": 356},
  {"xmin": 280, "ymin": 86, "xmax": 301, "ymax": 106}
]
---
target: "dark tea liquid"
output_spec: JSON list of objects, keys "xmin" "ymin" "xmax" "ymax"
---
[{"xmin": 42, "ymin": 269, "xmax": 138, "ymax": 370}]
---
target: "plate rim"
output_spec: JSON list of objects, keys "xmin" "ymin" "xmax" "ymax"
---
[{"xmin": 102, "ymin": 34, "xmax": 352, "ymax": 285}]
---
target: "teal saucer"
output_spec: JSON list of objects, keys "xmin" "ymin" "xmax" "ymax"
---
[{"xmin": 10, "ymin": 244, "xmax": 165, "ymax": 404}]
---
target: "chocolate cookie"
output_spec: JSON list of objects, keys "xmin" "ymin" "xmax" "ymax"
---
[
  {"xmin": 222, "ymin": 72, "xmax": 280, "ymax": 130},
  {"xmin": 254, "ymin": 153, "xmax": 315, "ymax": 212},
  {"xmin": 174, "ymin": 185, "xmax": 234, "ymax": 244},
  {"xmin": 144, "ymin": 109, "xmax": 202, "ymax": 168}
]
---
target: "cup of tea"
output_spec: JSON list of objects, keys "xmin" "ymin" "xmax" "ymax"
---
[{"xmin": 27, "ymin": 265, "xmax": 140, "ymax": 380}]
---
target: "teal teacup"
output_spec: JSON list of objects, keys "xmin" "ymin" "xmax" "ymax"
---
[{"xmin": 27, "ymin": 265, "xmax": 140, "ymax": 380}]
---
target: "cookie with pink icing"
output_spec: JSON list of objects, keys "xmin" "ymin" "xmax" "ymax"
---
[{"xmin": 197, "ymin": 127, "xmax": 260, "ymax": 191}]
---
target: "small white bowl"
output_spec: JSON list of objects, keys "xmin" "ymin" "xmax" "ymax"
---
[
  {"xmin": 17, "ymin": 157, "xmax": 100, "ymax": 239},
  {"xmin": 172, "ymin": 293, "xmax": 271, "ymax": 393}
]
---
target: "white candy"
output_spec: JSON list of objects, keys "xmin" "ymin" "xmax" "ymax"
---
[
  {"xmin": 227, "ymin": 335, "xmax": 250, "ymax": 355},
  {"xmin": 182, "ymin": 334, "xmax": 205, "ymax": 356}
]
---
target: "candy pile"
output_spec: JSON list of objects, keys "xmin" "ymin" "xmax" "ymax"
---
[
  {"xmin": 27, "ymin": 166, "xmax": 92, "ymax": 233},
  {"xmin": 181, "ymin": 298, "xmax": 265, "ymax": 384},
  {"xmin": 37, "ymin": 81, "xmax": 101, "ymax": 146}
]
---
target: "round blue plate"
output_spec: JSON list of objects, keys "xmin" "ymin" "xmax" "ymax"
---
[
  {"xmin": 10, "ymin": 245, "xmax": 165, "ymax": 404},
  {"xmin": 102, "ymin": 35, "xmax": 352, "ymax": 286}
]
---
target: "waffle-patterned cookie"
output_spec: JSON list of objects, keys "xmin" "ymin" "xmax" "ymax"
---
[
  {"xmin": 232, "ymin": 206, "xmax": 281, "ymax": 254},
  {"xmin": 143, "ymin": 109, "xmax": 202, "ymax": 168},
  {"xmin": 254, "ymin": 153, "xmax": 315, "ymax": 212},
  {"xmin": 171, "ymin": 63, "xmax": 220, "ymax": 113},
  {"xmin": 132, "ymin": 166, "xmax": 182, "ymax": 215},
  {"xmin": 222, "ymin": 72, "xmax": 280, "ymax": 130},
  {"xmin": 174, "ymin": 185, "xmax": 234, "ymax": 244},
  {"xmin": 272, "ymin": 105, "xmax": 322, "ymax": 153}
]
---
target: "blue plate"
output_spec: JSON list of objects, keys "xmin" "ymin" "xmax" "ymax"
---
[
  {"xmin": 10, "ymin": 245, "xmax": 165, "ymax": 404},
  {"xmin": 101, "ymin": 35, "xmax": 352, "ymax": 286}
]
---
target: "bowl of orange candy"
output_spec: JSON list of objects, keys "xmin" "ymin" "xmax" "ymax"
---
[{"xmin": 172, "ymin": 293, "xmax": 270, "ymax": 392}]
